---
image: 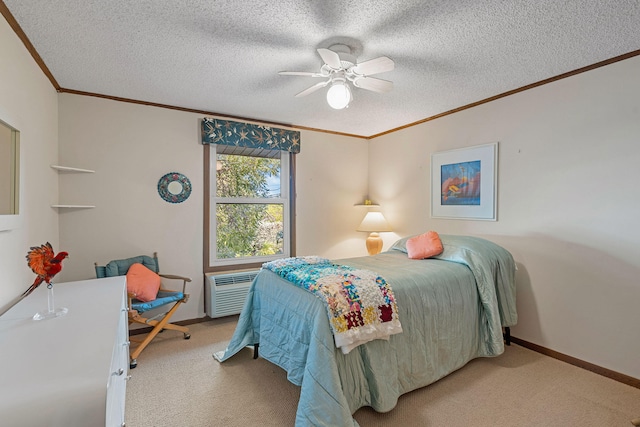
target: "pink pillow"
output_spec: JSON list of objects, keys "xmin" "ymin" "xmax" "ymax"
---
[
  {"xmin": 406, "ymin": 231, "xmax": 444, "ymax": 260},
  {"xmin": 126, "ymin": 263, "xmax": 161, "ymax": 302}
]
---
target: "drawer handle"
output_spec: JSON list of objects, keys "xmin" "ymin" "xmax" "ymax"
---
[
  {"xmin": 123, "ymin": 341, "xmax": 130, "ymax": 347},
  {"xmin": 125, "ymin": 375, "xmax": 132, "ymax": 381},
  {"xmin": 114, "ymin": 368, "xmax": 125, "ymax": 376}
]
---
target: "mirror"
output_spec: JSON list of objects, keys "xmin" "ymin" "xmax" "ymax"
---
[
  {"xmin": 167, "ymin": 181, "xmax": 183, "ymax": 195},
  {"xmin": 0, "ymin": 119, "xmax": 20, "ymax": 231}
]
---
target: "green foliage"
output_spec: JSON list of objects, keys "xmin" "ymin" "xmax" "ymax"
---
[
  {"xmin": 215, "ymin": 154, "xmax": 283, "ymax": 259},
  {"xmin": 216, "ymin": 154, "xmax": 279, "ymax": 198}
]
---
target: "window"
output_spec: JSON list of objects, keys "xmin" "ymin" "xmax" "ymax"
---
[{"xmin": 205, "ymin": 144, "xmax": 294, "ymax": 270}]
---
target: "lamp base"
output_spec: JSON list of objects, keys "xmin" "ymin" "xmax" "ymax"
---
[{"xmin": 365, "ymin": 232, "xmax": 383, "ymax": 256}]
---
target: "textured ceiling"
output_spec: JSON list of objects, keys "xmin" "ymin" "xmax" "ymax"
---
[{"xmin": 3, "ymin": 0, "xmax": 640, "ymax": 137}]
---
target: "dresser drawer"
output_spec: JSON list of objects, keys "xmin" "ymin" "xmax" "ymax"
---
[{"xmin": 107, "ymin": 287, "xmax": 129, "ymax": 426}]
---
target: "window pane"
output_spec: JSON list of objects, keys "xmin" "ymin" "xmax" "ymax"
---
[
  {"xmin": 216, "ymin": 154, "xmax": 280, "ymax": 198},
  {"xmin": 216, "ymin": 203, "xmax": 284, "ymax": 259}
]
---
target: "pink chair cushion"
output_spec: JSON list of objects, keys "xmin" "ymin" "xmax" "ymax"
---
[
  {"xmin": 406, "ymin": 231, "xmax": 444, "ymax": 259},
  {"xmin": 126, "ymin": 263, "xmax": 161, "ymax": 302}
]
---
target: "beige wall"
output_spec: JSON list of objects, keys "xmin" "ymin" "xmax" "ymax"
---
[
  {"xmin": 295, "ymin": 130, "xmax": 370, "ymax": 259},
  {"xmin": 57, "ymin": 94, "xmax": 369, "ymax": 321},
  {"xmin": 369, "ymin": 55, "xmax": 640, "ymax": 379},
  {"xmin": 0, "ymin": 16, "xmax": 59, "ymax": 308}
]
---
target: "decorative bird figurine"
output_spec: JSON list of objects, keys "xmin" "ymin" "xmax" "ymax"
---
[{"xmin": 24, "ymin": 242, "xmax": 69, "ymax": 297}]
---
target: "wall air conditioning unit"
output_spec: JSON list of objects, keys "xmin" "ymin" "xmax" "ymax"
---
[{"xmin": 205, "ymin": 270, "xmax": 259, "ymax": 318}]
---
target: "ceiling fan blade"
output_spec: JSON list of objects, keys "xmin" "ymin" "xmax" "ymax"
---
[
  {"xmin": 279, "ymin": 71, "xmax": 325, "ymax": 77},
  {"xmin": 295, "ymin": 80, "xmax": 330, "ymax": 97},
  {"xmin": 352, "ymin": 56, "xmax": 395, "ymax": 76},
  {"xmin": 352, "ymin": 76, "xmax": 393, "ymax": 93},
  {"xmin": 317, "ymin": 48, "xmax": 342, "ymax": 69}
]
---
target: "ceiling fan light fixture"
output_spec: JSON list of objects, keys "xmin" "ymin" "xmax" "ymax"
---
[
  {"xmin": 326, "ymin": 81, "xmax": 352, "ymax": 109},
  {"xmin": 280, "ymin": 42, "xmax": 393, "ymax": 109}
]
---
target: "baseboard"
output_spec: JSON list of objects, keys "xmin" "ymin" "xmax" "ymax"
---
[{"xmin": 511, "ymin": 336, "xmax": 640, "ymax": 389}]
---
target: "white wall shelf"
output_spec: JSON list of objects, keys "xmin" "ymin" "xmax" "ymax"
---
[
  {"xmin": 51, "ymin": 164, "xmax": 96, "ymax": 208},
  {"xmin": 354, "ymin": 198, "xmax": 379, "ymax": 207},
  {"xmin": 51, "ymin": 165, "xmax": 95, "ymax": 173}
]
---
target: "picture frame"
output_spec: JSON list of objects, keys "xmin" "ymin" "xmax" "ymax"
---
[{"xmin": 431, "ymin": 142, "xmax": 497, "ymax": 220}]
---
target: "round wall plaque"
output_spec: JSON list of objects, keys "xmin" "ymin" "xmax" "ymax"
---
[{"xmin": 157, "ymin": 172, "xmax": 192, "ymax": 203}]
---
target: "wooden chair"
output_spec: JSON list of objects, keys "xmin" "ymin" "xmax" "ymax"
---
[{"xmin": 95, "ymin": 252, "xmax": 191, "ymax": 368}]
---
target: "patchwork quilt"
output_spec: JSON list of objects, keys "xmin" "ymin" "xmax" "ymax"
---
[{"xmin": 262, "ymin": 256, "xmax": 402, "ymax": 354}]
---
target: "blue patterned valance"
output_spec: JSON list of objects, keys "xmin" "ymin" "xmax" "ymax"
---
[{"xmin": 201, "ymin": 117, "xmax": 300, "ymax": 153}]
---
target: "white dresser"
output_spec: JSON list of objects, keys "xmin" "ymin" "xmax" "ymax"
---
[{"xmin": 0, "ymin": 277, "xmax": 129, "ymax": 426}]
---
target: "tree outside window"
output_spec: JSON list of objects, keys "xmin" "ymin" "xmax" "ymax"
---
[{"xmin": 210, "ymin": 148, "xmax": 290, "ymax": 267}]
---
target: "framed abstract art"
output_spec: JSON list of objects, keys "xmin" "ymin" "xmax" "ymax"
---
[{"xmin": 431, "ymin": 142, "xmax": 497, "ymax": 220}]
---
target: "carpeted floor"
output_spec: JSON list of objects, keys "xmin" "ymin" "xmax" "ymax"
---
[{"xmin": 125, "ymin": 317, "xmax": 640, "ymax": 426}]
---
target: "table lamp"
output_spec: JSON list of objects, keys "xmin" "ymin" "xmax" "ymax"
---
[{"xmin": 357, "ymin": 211, "xmax": 392, "ymax": 255}]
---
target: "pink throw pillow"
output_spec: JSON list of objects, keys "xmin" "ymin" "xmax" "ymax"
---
[
  {"xmin": 126, "ymin": 263, "xmax": 161, "ymax": 302},
  {"xmin": 406, "ymin": 231, "xmax": 444, "ymax": 260}
]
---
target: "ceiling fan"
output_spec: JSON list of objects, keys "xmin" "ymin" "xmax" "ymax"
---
[{"xmin": 279, "ymin": 44, "xmax": 394, "ymax": 109}]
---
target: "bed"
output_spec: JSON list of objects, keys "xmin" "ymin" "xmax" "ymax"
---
[{"xmin": 214, "ymin": 234, "xmax": 517, "ymax": 426}]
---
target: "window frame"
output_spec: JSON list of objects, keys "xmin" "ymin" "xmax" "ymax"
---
[{"xmin": 203, "ymin": 144, "xmax": 296, "ymax": 273}]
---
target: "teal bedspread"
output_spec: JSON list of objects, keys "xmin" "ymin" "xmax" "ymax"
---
[{"xmin": 214, "ymin": 235, "xmax": 517, "ymax": 426}]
